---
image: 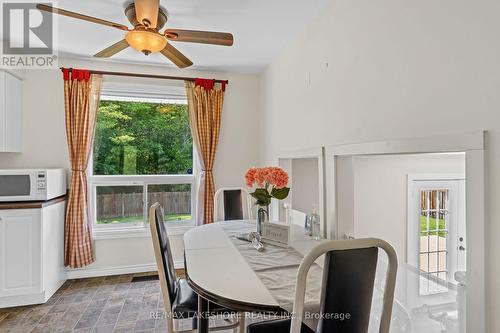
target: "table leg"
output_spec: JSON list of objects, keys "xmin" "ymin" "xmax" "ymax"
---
[{"xmin": 198, "ymin": 295, "xmax": 209, "ymax": 333}]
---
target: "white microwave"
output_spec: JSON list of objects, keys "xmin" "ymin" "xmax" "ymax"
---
[{"xmin": 0, "ymin": 169, "xmax": 67, "ymax": 202}]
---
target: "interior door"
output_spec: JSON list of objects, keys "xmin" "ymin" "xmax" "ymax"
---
[{"xmin": 407, "ymin": 177, "xmax": 466, "ymax": 295}]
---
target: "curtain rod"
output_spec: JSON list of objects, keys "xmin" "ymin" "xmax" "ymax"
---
[{"xmin": 60, "ymin": 68, "xmax": 229, "ymax": 84}]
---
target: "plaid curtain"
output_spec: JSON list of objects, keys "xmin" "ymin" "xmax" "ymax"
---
[
  {"xmin": 63, "ymin": 68, "xmax": 102, "ymax": 268},
  {"xmin": 185, "ymin": 79, "xmax": 226, "ymax": 224}
]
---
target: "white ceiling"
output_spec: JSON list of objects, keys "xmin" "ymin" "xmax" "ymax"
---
[{"xmin": 51, "ymin": 0, "xmax": 329, "ymax": 73}]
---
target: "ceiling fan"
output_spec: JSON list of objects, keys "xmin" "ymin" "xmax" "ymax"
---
[{"xmin": 36, "ymin": 0, "xmax": 234, "ymax": 68}]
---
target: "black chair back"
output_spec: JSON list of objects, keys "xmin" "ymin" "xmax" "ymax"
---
[
  {"xmin": 317, "ymin": 247, "xmax": 379, "ymax": 333},
  {"xmin": 223, "ymin": 189, "xmax": 244, "ymax": 220},
  {"xmin": 153, "ymin": 206, "xmax": 178, "ymax": 305}
]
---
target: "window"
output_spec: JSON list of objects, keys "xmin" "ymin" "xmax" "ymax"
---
[
  {"xmin": 419, "ymin": 189, "xmax": 449, "ymax": 295},
  {"xmin": 89, "ymin": 88, "xmax": 195, "ymax": 233}
]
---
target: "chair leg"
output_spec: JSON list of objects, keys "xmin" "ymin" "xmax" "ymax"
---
[
  {"xmin": 239, "ymin": 313, "xmax": 246, "ymax": 333},
  {"xmin": 167, "ymin": 317, "xmax": 174, "ymax": 333},
  {"xmin": 174, "ymin": 318, "xmax": 180, "ymax": 332}
]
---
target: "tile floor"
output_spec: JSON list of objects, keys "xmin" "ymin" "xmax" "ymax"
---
[{"xmin": 0, "ymin": 273, "xmax": 229, "ymax": 333}]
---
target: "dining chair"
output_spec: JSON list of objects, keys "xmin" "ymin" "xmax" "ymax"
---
[
  {"xmin": 246, "ymin": 238, "xmax": 398, "ymax": 333},
  {"xmin": 214, "ymin": 187, "xmax": 252, "ymax": 221},
  {"xmin": 149, "ymin": 203, "xmax": 245, "ymax": 333}
]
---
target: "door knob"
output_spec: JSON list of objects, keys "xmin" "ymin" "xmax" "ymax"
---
[{"xmin": 459, "ymin": 245, "xmax": 466, "ymax": 251}]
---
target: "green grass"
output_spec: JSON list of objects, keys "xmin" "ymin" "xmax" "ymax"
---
[
  {"xmin": 420, "ymin": 215, "xmax": 446, "ymax": 237},
  {"xmin": 97, "ymin": 214, "xmax": 191, "ymax": 224}
]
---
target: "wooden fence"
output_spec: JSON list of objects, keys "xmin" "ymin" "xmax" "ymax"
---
[{"xmin": 97, "ymin": 191, "xmax": 191, "ymax": 218}]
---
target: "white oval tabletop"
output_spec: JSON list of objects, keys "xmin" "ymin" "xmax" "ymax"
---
[{"xmin": 183, "ymin": 220, "xmax": 325, "ymax": 312}]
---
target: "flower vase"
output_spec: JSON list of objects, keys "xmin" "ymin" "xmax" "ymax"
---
[{"xmin": 257, "ymin": 205, "xmax": 269, "ymax": 235}]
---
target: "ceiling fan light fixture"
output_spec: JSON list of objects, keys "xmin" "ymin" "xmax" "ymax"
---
[
  {"xmin": 125, "ymin": 29, "xmax": 167, "ymax": 55},
  {"xmin": 37, "ymin": 3, "xmax": 233, "ymax": 68}
]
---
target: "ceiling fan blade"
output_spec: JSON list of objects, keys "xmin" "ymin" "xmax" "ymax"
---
[
  {"xmin": 164, "ymin": 29, "xmax": 234, "ymax": 46},
  {"xmin": 160, "ymin": 44, "xmax": 193, "ymax": 68},
  {"xmin": 134, "ymin": 0, "xmax": 159, "ymax": 29},
  {"xmin": 94, "ymin": 39, "xmax": 129, "ymax": 58},
  {"xmin": 36, "ymin": 4, "xmax": 129, "ymax": 31}
]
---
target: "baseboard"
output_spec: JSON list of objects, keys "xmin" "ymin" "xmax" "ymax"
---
[
  {"xmin": 66, "ymin": 263, "xmax": 157, "ymax": 279},
  {"xmin": 65, "ymin": 261, "xmax": 185, "ymax": 279}
]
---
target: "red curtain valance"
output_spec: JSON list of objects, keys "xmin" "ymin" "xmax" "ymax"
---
[
  {"xmin": 63, "ymin": 68, "xmax": 91, "ymax": 82},
  {"xmin": 195, "ymin": 78, "xmax": 226, "ymax": 91}
]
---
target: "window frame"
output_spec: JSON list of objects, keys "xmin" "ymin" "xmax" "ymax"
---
[{"xmin": 88, "ymin": 83, "xmax": 197, "ymax": 238}]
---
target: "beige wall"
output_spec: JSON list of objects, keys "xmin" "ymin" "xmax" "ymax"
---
[
  {"xmin": 259, "ymin": 0, "xmax": 500, "ymax": 330},
  {"xmin": 0, "ymin": 57, "xmax": 260, "ymax": 273}
]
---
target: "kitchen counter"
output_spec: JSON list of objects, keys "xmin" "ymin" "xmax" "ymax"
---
[{"xmin": 0, "ymin": 195, "xmax": 66, "ymax": 210}]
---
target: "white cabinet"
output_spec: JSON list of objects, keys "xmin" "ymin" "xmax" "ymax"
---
[
  {"xmin": 0, "ymin": 70, "xmax": 22, "ymax": 152},
  {"xmin": 0, "ymin": 209, "xmax": 41, "ymax": 298},
  {"xmin": 0, "ymin": 200, "xmax": 66, "ymax": 307}
]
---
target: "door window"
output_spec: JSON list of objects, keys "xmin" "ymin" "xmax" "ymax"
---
[{"xmin": 419, "ymin": 189, "xmax": 449, "ymax": 295}]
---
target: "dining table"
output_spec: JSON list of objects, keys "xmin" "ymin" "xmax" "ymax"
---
[{"xmin": 183, "ymin": 220, "xmax": 327, "ymax": 333}]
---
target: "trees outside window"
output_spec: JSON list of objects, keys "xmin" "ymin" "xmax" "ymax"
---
[
  {"xmin": 90, "ymin": 98, "xmax": 195, "ymax": 228},
  {"xmin": 93, "ymin": 100, "xmax": 192, "ymax": 176}
]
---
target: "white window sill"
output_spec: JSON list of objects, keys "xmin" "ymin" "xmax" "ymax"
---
[{"xmin": 93, "ymin": 224, "xmax": 195, "ymax": 240}]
